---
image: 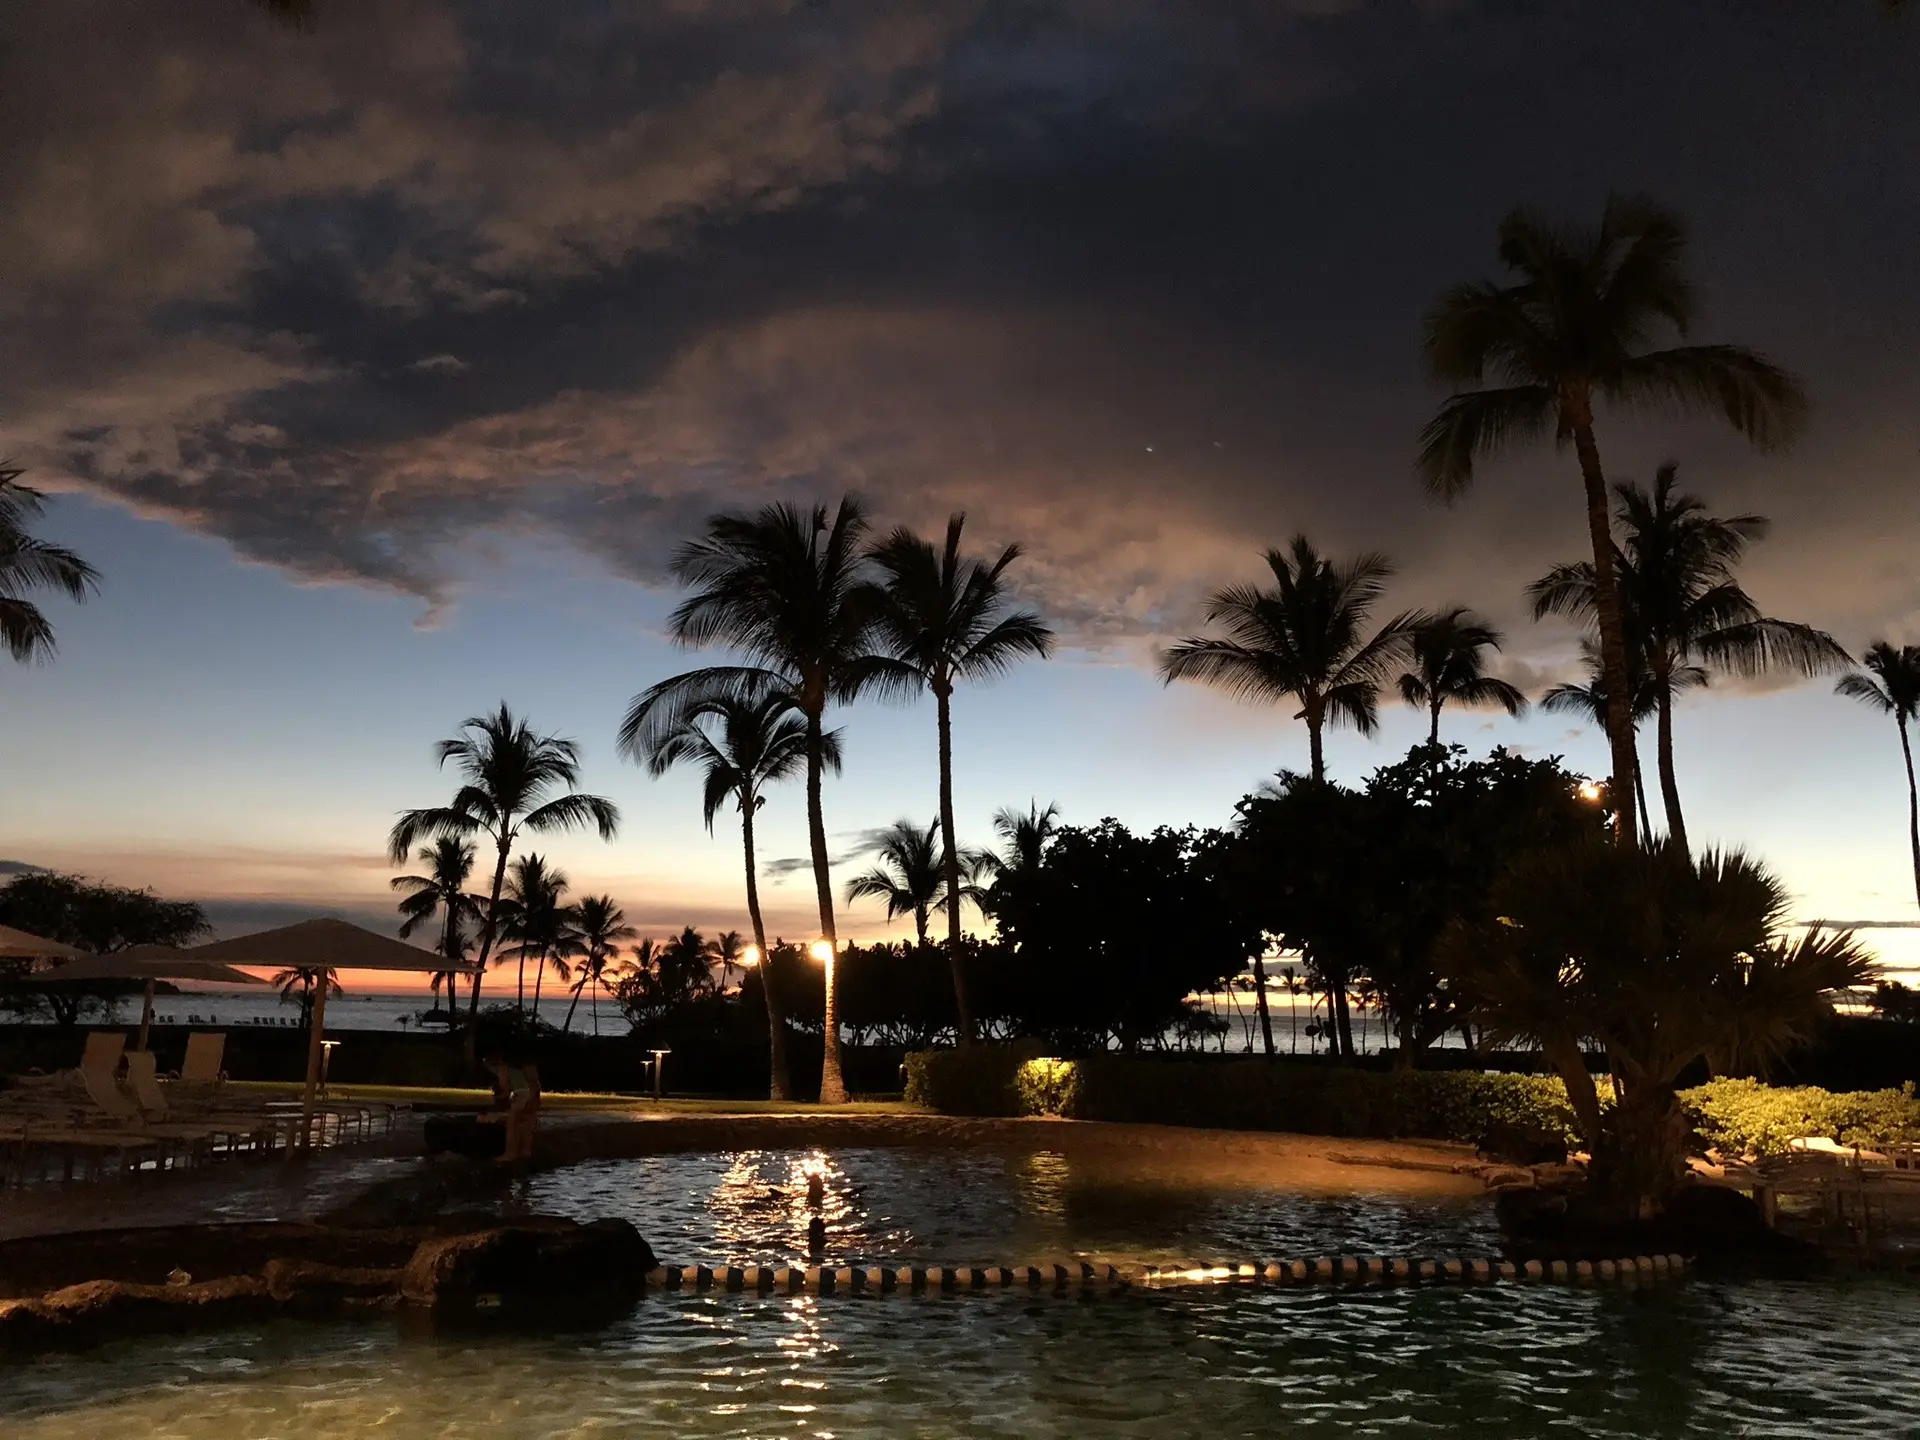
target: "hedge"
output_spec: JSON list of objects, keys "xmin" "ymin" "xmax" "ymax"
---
[
  {"xmin": 907, "ymin": 1047, "xmax": 1581, "ymax": 1145},
  {"xmin": 1680, "ymin": 1078, "xmax": 1920, "ymax": 1159},
  {"xmin": 906, "ymin": 1049, "xmax": 1920, "ymax": 1157}
]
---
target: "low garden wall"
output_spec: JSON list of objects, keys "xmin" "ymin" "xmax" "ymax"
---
[{"xmin": 905, "ymin": 1049, "xmax": 1920, "ymax": 1157}]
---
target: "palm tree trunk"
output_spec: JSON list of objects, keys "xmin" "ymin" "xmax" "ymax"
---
[
  {"xmin": 1428, "ymin": 699, "xmax": 1442, "ymax": 746},
  {"xmin": 1656, "ymin": 685, "xmax": 1689, "ymax": 854},
  {"xmin": 1569, "ymin": 410, "xmax": 1641, "ymax": 850},
  {"xmin": 532, "ymin": 944, "xmax": 547, "ymax": 1016},
  {"xmin": 935, "ymin": 687, "xmax": 976, "ymax": 1047},
  {"xmin": 1248, "ymin": 951, "xmax": 1276, "ymax": 1059},
  {"xmin": 562, "ymin": 973, "xmax": 586, "ymax": 1033},
  {"xmin": 1632, "ymin": 742, "xmax": 1654, "ymax": 849},
  {"xmin": 741, "ymin": 798, "xmax": 792, "ymax": 1100},
  {"xmin": 1331, "ymin": 977, "xmax": 1355, "ymax": 1058},
  {"xmin": 517, "ymin": 949, "xmax": 527, "ymax": 1012},
  {"xmin": 1307, "ymin": 707, "xmax": 1326, "ymax": 783},
  {"xmin": 1901, "ymin": 717, "xmax": 1920, "ymax": 910},
  {"xmin": 806, "ymin": 710, "xmax": 848, "ymax": 1105},
  {"xmin": 465, "ymin": 838, "xmax": 511, "ymax": 1060}
]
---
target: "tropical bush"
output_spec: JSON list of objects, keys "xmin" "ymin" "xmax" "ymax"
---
[
  {"xmin": 910, "ymin": 1050, "xmax": 1920, "ymax": 1160},
  {"xmin": 1681, "ymin": 1077, "xmax": 1920, "ymax": 1158},
  {"xmin": 908, "ymin": 1047, "xmax": 1582, "ymax": 1144}
]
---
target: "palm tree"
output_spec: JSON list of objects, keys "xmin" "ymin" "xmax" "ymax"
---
[
  {"xmin": 712, "ymin": 930, "xmax": 747, "ymax": 989},
  {"xmin": 657, "ymin": 926, "xmax": 720, "ymax": 1006},
  {"xmin": 620, "ymin": 690, "xmax": 834, "ymax": 1099},
  {"xmin": 272, "ymin": 966, "xmax": 342, "ymax": 1028},
  {"xmin": 565, "ymin": 895, "xmax": 637, "ymax": 1034},
  {"xmin": 1159, "ymin": 536, "xmax": 1422, "ymax": 781},
  {"xmin": 991, "ymin": 801, "xmax": 1060, "ymax": 880},
  {"xmin": 1440, "ymin": 837, "xmax": 1872, "ymax": 1215},
  {"xmin": 499, "ymin": 853, "xmax": 576, "ymax": 1015},
  {"xmin": 388, "ymin": 705, "xmax": 619, "ymax": 1043},
  {"xmin": 1541, "ymin": 641, "xmax": 1664, "ymax": 849},
  {"xmin": 1, "ymin": 464, "xmax": 100, "ymax": 665},
  {"xmin": 1397, "ymin": 608, "xmax": 1528, "ymax": 744},
  {"xmin": 868, "ymin": 514, "xmax": 1055, "ymax": 1045},
  {"xmin": 1530, "ymin": 466, "xmax": 1848, "ymax": 852},
  {"xmin": 617, "ymin": 499, "xmax": 912, "ymax": 1104},
  {"xmin": 846, "ymin": 819, "xmax": 948, "ymax": 946},
  {"xmin": 1419, "ymin": 196, "xmax": 1808, "ymax": 848},
  {"xmin": 1837, "ymin": 642, "xmax": 1920, "ymax": 908},
  {"xmin": 391, "ymin": 837, "xmax": 481, "ymax": 1031}
]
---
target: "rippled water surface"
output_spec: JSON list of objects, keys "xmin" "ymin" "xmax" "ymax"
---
[{"xmin": 6, "ymin": 1148, "xmax": 1919, "ymax": 1438}]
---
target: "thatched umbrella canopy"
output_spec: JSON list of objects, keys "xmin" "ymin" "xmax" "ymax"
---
[
  {"xmin": 29, "ymin": 948, "xmax": 268, "ymax": 1050},
  {"xmin": 0, "ymin": 924, "xmax": 86, "ymax": 961}
]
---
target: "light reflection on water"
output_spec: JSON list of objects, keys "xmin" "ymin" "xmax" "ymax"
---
[{"xmin": 4, "ymin": 1148, "xmax": 1918, "ymax": 1437}]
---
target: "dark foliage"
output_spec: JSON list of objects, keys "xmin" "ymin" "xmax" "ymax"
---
[{"xmin": 0, "ymin": 872, "xmax": 210, "ymax": 1025}]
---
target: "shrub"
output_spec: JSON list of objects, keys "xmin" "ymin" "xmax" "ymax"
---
[
  {"xmin": 903, "ymin": 1042, "xmax": 1043, "ymax": 1116},
  {"xmin": 909, "ymin": 1048, "xmax": 1582, "ymax": 1144},
  {"xmin": 1680, "ymin": 1077, "xmax": 1920, "ymax": 1158}
]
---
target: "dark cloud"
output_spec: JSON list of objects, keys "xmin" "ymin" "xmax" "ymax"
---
[{"xmin": 4, "ymin": 0, "xmax": 1917, "ymax": 673}]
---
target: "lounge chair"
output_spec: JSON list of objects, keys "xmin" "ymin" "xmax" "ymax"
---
[
  {"xmin": 80, "ymin": 1029, "xmax": 128, "ymax": 1074},
  {"xmin": 123, "ymin": 1051, "xmax": 284, "ymax": 1155},
  {"xmin": 179, "ymin": 1031, "xmax": 227, "ymax": 1087}
]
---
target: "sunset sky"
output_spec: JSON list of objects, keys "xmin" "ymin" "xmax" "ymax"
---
[{"xmin": 3, "ymin": 1, "xmax": 1918, "ymax": 982}]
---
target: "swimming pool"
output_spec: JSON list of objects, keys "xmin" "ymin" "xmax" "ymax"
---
[{"xmin": 5, "ymin": 1148, "xmax": 1917, "ymax": 1437}]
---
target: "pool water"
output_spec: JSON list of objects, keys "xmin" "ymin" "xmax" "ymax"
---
[{"xmin": 5, "ymin": 1148, "xmax": 1919, "ymax": 1438}]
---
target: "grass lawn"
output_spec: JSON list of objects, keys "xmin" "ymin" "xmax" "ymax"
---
[{"xmin": 220, "ymin": 1080, "xmax": 919, "ymax": 1115}]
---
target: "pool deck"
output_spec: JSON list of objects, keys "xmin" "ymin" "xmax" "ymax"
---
[{"xmin": 0, "ymin": 1100, "xmax": 1487, "ymax": 1242}]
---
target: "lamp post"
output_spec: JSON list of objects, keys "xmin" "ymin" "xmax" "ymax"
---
[{"xmin": 650, "ymin": 1047, "xmax": 671, "ymax": 1100}]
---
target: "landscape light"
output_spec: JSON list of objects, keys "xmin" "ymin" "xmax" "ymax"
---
[
  {"xmin": 1577, "ymin": 781, "xmax": 1603, "ymax": 803},
  {"xmin": 741, "ymin": 944, "xmax": 761, "ymax": 967},
  {"xmin": 809, "ymin": 939, "xmax": 834, "ymax": 964}
]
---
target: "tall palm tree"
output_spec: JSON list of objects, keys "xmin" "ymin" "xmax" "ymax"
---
[
  {"xmin": 1, "ymin": 464, "xmax": 100, "ymax": 665},
  {"xmin": 1530, "ymin": 466, "xmax": 1848, "ymax": 851},
  {"xmin": 846, "ymin": 818, "xmax": 948, "ymax": 946},
  {"xmin": 1837, "ymin": 642, "xmax": 1920, "ymax": 908},
  {"xmin": 1419, "ymin": 196, "xmax": 1807, "ymax": 848},
  {"xmin": 388, "ymin": 705, "xmax": 619, "ymax": 1042},
  {"xmin": 867, "ymin": 514, "xmax": 1055, "ymax": 1044},
  {"xmin": 657, "ymin": 925, "xmax": 720, "ymax": 1006},
  {"xmin": 1541, "ymin": 639, "xmax": 1664, "ymax": 848},
  {"xmin": 620, "ymin": 690, "xmax": 834, "ymax": 1099},
  {"xmin": 1159, "ymin": 536, "xmax": 1421, "ymax": 781},
  {"xmin": 565, "ymin": 895, "xmax": 637, "ymax": 1034},
  {"xmin": 1397, "ymin": 608, "xmax": 1528, "ymax": 744},
  {"xmin": 391, "ymin": 838, "xmax": 481, "ymax": 1031},
  {"xmin": 617, "ymin": 499, "xmax": 913, "ymax": 1104},
  {"xmin": 499, "ymin": 854, "xmax": 578, "ymax": 1016}
]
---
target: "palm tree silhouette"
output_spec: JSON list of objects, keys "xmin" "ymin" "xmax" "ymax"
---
[
  {"xmin": 1530, "ymin": 465, "xmax": 1847, "ymax": 851},
  {"xmin": 868, "ymin": 514, "xmax": 1054, "ymax": 1044},
  {"xmin": 1160, "ymin": 536, "xmax": 1421, "ymax": 781},
  {"xmin": 499, "ymin": 853, "xmax": 578, "ymax": 1016},
  {"xmin": 1397, "ymin": 608, "xmax": 1527, "ymax": 744},
  {"xmin": 1, "ymin": 463, "xmax": 100, "ymax": 665},
  {"xmin": 1542, "ymin": 640, "xmax": 1661, "ymax": 848},
  {"xmin": 658, "ymin": 926, "xmax": 720, "ymax": 1006},
  {"xmin": 990, "ymin": 801, "xmax": 1060, "ymax": 879},
  {"xmin": 1837, "ymin": 642, "xmax": 1920, "ymax": 907},
  {"xmin": 618, "ymin": 499, "xmax": 911, "ymax": 1104},
  {"xmin": 1419, "ymin": 196, "xmax": 1807, "ymax": 847},
  {"xmin": 388, "ymin": 704, "xmax": 618, "ymax": 1041},
  {"xmin": 272, "ymin": 966, "xmax": 342, "ymax": 1028},
  {"xmin": 621, "ymin": 690, "xmax": 833, "ymax": 1098},
  {"xmin": 391, "ymin": 837, "xmax": 481, "ymax": 1029},
  {"xmin": 846, "ymin": 819, "xmax": 948, "ymax": 946},
  {"xmin": 565, "ymin": 895, "xmax": 637, "ymax": 1034}
]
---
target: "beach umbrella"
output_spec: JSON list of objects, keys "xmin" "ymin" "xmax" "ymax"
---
[
  {"xmin": 28, "ymin": 946, "xmax": 267, "ymax": 1051},
  {"xmin": 183, "ymin": 919, "xmax": 477, "ymax": 1145},
  {"xmin": 0, "ymin": 924, "xmax": 87, "ymax": 961}
]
